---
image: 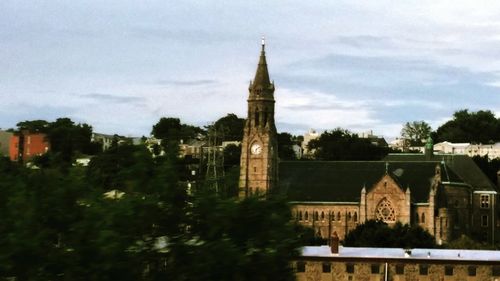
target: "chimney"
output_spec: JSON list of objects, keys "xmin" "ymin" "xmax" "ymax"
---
[
  {"xmin": 404, "ymin": 249, "xmax": 412, "ymax": 258},
  {"xmin": 330, "ymin": 231, "xmax": 339, "ymax": 255}
]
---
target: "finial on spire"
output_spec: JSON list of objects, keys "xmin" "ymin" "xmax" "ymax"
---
[
  {"xmin": 261, "ymin": 36, "xmax": 265, "ymax": 51},
  {"xmin": 385, "ymin": 162, "xmax": 389, "ymax": 174}
]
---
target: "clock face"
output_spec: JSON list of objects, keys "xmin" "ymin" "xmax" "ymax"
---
[{"xmin": 251, "ymin": 143, "xmax": 262, "ymax": 155}]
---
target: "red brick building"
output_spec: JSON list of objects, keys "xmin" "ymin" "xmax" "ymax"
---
[{"xmin": 9, "ymin": 131, "xmax": 50, "ymax": 162}]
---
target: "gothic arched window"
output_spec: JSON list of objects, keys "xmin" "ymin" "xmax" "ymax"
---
[
  {"xmin": 416, "ymin": 213, "xmax": 420, "ymax": 223},
  {"xmin": 421, "ymin": 213, "xmax": 426, "ymax": 223},
  {"xmin": 298, "ymin": 211, "xmax": 302, "ymax": 221},
  {"xmin": 337, "ymin": 212, "xmax": 341, "ymax": 221},
  {"xmin": 375, "ymin": 198, "xmax": 396, "ymax": 222},
  {"xmin": 304, "ymin": 211, "xmax": 309, "ymax": 221},
  {"xmin": 353, "ymin": 212, "xmax": 358, "ymax": 222},
  {"xmin": 321, "ymin": 211, "xmax": 325, "ymax": 221},
  {"xmin": 314, "ymin": 211, "xmax": 319, "ymax": 221}
]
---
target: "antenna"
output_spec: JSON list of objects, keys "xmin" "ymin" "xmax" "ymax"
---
[{"xmin": 205, "ymin": 124, "xmax": 225, "ymax": 194}]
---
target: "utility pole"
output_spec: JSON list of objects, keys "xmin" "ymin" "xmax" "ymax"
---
[{"xmin": 205, "ymin": 124, "xmax": 225, "ymax": 194}]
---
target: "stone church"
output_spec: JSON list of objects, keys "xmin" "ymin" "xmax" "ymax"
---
[{"xmin": 239, "ymin": 41, "xmax": 499, "ymax": 244}]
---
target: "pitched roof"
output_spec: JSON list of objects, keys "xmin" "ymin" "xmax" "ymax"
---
[
  {"xmin": 384, "ymin": 153, "xmax": 497, "ymax": 192},
  {"xmin": 278, "ymin": 161, "xmax": 462, "ymax": 203},
  {"xmin": 252, "ymin": 43, "xmax": 271, "ymax": 88}
]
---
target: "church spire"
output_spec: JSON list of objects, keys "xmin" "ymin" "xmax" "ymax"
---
[{"xmin": 252, "ymin": 37, "xmax": 272, "ymax": 88}]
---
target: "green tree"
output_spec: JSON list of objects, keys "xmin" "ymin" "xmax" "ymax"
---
[
  {"xmin": 400, "ymin": 121, "xmax": 432, "ymax": 146},
  {"xmin": 472, "ymin": 155, "xmax": 500, "ymax": 186},
  {"xmin": 277, "ymin": 132, "xmax": 297, "ymax": 160},
  {"xmin": 343, "ymin": 220, "xmax": 435, "ymax": 248},
  {"xmin": 1, "ymin": 123, "xmax": 304, "ymax": 280},
  {"xmin": 152, "ymin": 117, "xmax": 204, "ymax": 143},
  {"xmin": 445, "ymin": 235, "xmax": 494, "ymax": 250},
  {"xmin": 0, "ymin": 166, "xmax": 89, "ymax": 280},
  {"xmin": 14, "ymin": 118, "xmax": 99, "ymax": 166},
  {"xmin": 223, "ymin": 144, "xmax": 241, "ymax": 168},
  {"xmin": 213, "ymin": 114, "xmax": 245, "ymax": 142},
  {"xmin": 186, "ymin": 193, "xmax": 301, "ymax": 281},
  {"xmin": 435, "ymin": 109, "xmax": 500, "ymax": 143},
  {"xmin": 16, "ymin": 119, "xmax": 50, "ymax": 133},
  {"xmin": 47, "ymin": 118, "xmax": 98, "ymax": 162},
  {"xmin": 308, "ymin": 128, "xmax": 389, "ymax": 160},
  {"xmin": 87, "ymin": 144, "xmax": 154, "ymax": 191}
]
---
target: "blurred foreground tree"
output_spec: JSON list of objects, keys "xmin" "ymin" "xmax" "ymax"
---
[{"xmin": 1, "ymin": 141, "xmax": 302, "ymax": 280}]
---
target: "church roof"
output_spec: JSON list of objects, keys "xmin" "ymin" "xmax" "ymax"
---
[
  {"xmin": 278, "ymin": 161, "xmax": 463, "ymax": 203},
  {"xmin": 384, "ymin": 153, "xmax": 497, "ymax": 192},
  {"xmin": 252, "ymin": 42, "xmax": 271, "ymax": 88}
]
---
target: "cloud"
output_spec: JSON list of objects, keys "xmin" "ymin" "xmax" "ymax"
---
[
  {"xmin": 155, "ymin": 79, "xmax": 219, "ymax": 87},
  {"xmin": 276, "ymin": 89, "xmax": 377, "ymax": 133},
  {"xmin": 0, "ymin": 103, "xmax": 77, "ymax": 129},
  {"xmin": 2, "ymin": 1, "xmax": 500, "ymax": 138},
  {"xmin": 333, "ymin": 35, "xmax": 395, "ymax": 49},
  {"xmin": 80, "ymin": 93, "xmax": 145, "ymax": 104}
]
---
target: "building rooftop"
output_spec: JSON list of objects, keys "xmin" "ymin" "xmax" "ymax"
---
[
  {"xmin": 279, "ymin": 161, "xmax": 461, "ymax": 203},
  {"xmin": 385, "ymin": 153, "xmax": 497, "ymax": 192},
  {"xmin": 301, "ymin": 246, "xmax": 500, "ymax": 262}
]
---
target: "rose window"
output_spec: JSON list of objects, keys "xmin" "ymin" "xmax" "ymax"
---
[{"xmin": 376, "ymin": 198, "xmax": 396, "ymax": 222}]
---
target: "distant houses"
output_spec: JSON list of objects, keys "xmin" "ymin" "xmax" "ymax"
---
[
  {"xmin": 434, "ymin": 141, "xmax": 500, "ymax": 160},
  {"xmin": 6, "ymin": 130, "xmax": 50, "ymax": 162},
  {"xmin": 390, "ymin": 139, "xmax": 500, "ymax": 159}
]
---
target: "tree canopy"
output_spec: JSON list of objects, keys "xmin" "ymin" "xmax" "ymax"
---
[
  {"xmin": 400, "ymin": 121, "xmax": 432, "ymax": 146},
  {"xmin": 16, "ymin": 118, "xmax": 100, "ymax": 166},
  {"xmin": 308, "ymin": 128, "xmax": 389, "ymax": 160},
  {"xmin": 343, "ymin": 220, "xmax": 436, "ymax": 248},
  {"xmin": 151, "ymin": 117, "xmax": 204, "ymax": 142},
  {"xmin": 0, "ymin": 137, "xmax": 303, "ymax": 280},
  {"xmin": 277, "ymin": 132, "xmax": 297, "ymax": 160},
  {"xmin": 435, "ymin": 109, "xmax": 500, "ymax": 143},
  {"xmin": 472, "ymin": 155, "xmax": 500, "ymax": 186},
  {"xmin": 213, "ymin": 113, "xmax": 245, "ymax": 142}
]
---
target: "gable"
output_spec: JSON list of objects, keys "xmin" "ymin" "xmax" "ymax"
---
[{"xmin": 367, "ymin": 174, "xmax": 405, "ymax": 197}]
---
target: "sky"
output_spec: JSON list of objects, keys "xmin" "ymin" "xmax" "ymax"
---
[{"xmin": 1, "ymin": 1, "xmax": 499, "ymax": 138}]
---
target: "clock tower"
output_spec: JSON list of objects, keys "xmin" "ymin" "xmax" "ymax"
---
[{"xmin": 239, "ymin": 39, "xmax": 278, "ymax": 198}]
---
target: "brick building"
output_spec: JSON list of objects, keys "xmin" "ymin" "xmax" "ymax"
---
[
  {"xmin": 295, "ymin": 244, "xmax": 500, "ymax": 281},
  {"xmin": 9, "ymin": 131, "xmax": 50, "ymax": 162},
  {"xmin": 239, "ymin": 42, "xmax": 500, "ymax": 245}
]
